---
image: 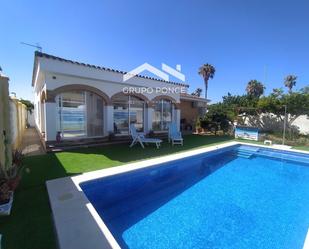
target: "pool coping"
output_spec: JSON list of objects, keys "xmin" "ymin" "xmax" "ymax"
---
[{"xmin": 46, "ymin": 142, "xmax": 309, "ymax": 249}]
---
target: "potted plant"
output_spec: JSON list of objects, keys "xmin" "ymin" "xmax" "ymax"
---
[
  {"xmin": 56, "ymin": 131, "xmax": 62, "ymax": 143},
  {"xmin": 108, "ymin": 131, "xmax": 115, "ymax": 141},
  {"xmin": 148, "ymin": 130, "xmax": 155, "ymax": 138},
  {"xmin": 0, "ymin": 180, "xmax": 14, "ymax": 215},
  {"xmin": 0, "ymin": 150, "xmax": 25, "ymax": 215},
  {"xmin": 195, "ymin": 118, "xmax": 202, "ymax": 134}
]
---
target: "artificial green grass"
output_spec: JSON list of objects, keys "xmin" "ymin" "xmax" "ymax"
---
[
  {"xmin": 0, "ymin": 134, "xmax": 233, "ymax": 249},
  {"xmin": 293, "ymin": 145, "xmax": 309, "ymax": 151},
  {"xmin": 235, "ymin": 138, "xmax": 309, "ymax": 152}
]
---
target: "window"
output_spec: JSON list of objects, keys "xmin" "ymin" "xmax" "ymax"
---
[
  {"xmin": 56, "ymin": 91, "xmax": 104, "ymax": 138},
  {"xmin": 153, "ymin": 99, "xmax": 173, "ymax": 131},
  {"xmin": 113, "ymin": 95, "xmax": 145, "ymax": 135}
]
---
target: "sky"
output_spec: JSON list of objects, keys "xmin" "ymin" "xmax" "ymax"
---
[{"xmin": 0, "ymin": 0, "xmax": 308, "ymax": 103}]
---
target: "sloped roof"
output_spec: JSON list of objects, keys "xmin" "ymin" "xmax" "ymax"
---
[
  {"xmin": 180, "ymin": 93, "xmax": 210, "ymax": 102},
  {"xmin": 32, "ymin": 51, "xmax": 189, "ymax": 87}
]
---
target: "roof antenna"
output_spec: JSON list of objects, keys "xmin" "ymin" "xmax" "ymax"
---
[{"xmin": 20, "ymin": 42, "xmax": 42, "ymax": 52}]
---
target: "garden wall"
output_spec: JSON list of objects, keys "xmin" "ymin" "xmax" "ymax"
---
[
  {"xmin": 0, "ymin": 74, "xmax": 12, "ymax": 168},
  {"xmin": 9, "ymin": 98, "xmax": 27, "ymax": 149},
  {"xmin": 292, "ymin": 115, "xmax": 309, "ymax": 135},
  {"xmin": 0, "ymin": 74, "xmax": 28, "ymax": 170},
  {"xmin": 245, "ymin": 113, "xmax": 309, "ymax": 135}
]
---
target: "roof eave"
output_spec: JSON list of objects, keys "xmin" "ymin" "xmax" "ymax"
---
[
  {"xmin": 31, "ymin": 52, "xmax": 39, "ymax": 87},
  {"xmin": 33, "ymin": 52, "xmax": 190, "ymax": 88},
  {"xmin": 180, "ymin": 96, "xmax": 210, "ymax": 103}
]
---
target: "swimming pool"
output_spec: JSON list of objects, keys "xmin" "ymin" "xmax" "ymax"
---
[{"xmin": 78, "ymin": 145, "xmax": 309, "ymax": 249}]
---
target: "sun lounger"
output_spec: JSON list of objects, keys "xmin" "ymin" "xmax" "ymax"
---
[{"xmin": 129, "ymin": 124, "xmax": 162, "ymax": 149}]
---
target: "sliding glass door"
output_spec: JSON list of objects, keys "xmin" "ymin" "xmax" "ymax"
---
[
  {"xmin": 113, "ymin": 95, "xmax": 145, "ymax": 135},
  {"xmin": 57, "ymin": 91, "xmax": 86, "ymax": 138},
  {"xmin": 113, "ymin": 101, "xmax": 129, "ymax": 135},
  {"xmin": 129, "ymin": 96, "xmax": 144, "ymax": 132},
  {"xmin": 152, "ymin": 99, "xmax": 173, "ymax": 131},
  {"xmin": 57, "ymin": 91, "xmax": 104, "ymax": 139}
]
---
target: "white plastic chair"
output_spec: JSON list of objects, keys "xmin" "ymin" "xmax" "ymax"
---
[{"xmin": 168, "ymin": 123, "xmax": 183, "ymax": 146}]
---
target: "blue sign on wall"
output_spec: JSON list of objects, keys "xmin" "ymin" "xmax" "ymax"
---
[{"xmin": 235, "ymin": 126, "xmax": 259, "ymax": 141}]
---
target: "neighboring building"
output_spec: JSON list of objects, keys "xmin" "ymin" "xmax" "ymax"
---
[{"xmin": 32, "ymin": 52, "xmax": 208, "ymax": 145}]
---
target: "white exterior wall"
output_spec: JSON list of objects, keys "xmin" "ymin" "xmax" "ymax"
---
[
  {"xmin": 44, "ymin": 73, "xmax": 180, "ymax": 102},
  {"xmin": 33, "ymin": 56, "xmax": 188, "ymax": 141},
  {"xmin": 45, "ymin": 102, "xmax": 57, "ymax": 141},
  {"xmin": 175, "ymin": 109, "xmax": 181, "ymax": 131},
  {"xmin": 38, "ymin": 56, "xmax": 182, "ymax": 102},
  {"xmin": 105, "ymin": 105, "xmax": 114, "ymax": 135},
  {"xmin": 40, "ymin": 101, "xmax": 45, "ymax": 132},
  {"xmin": 27, "ymin": 111, "xmax": 35, "ymax": 127},
  {"xmin": 34, "ymin": 90, "xmax": 39, "ymax": 129},
  {"xmin": 146, "ymin": 108, "xmax": 154, "ymax": 133}
]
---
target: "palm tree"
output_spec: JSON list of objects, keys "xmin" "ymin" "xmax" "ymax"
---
[
  {"xmin": 246, "ymin": 80, "xmax": 265, "ymax": 98},
  {"xmin": 272, "ymin": 88, "xmax": 284, "ymax": 97},
  {"xmin": 284, "ymin": 75, "xmax": 297, "ymax": 93},
  {"xmin": 300, "ymin": 85, "xmax": 309, "ymax": 94},
  {"xmin": 198, "ymin": 64, "xmax": 215, "ymax": 100},
  {"xmin": 191, "ymin": 88, "xmax": 203, "ymax": 97}
]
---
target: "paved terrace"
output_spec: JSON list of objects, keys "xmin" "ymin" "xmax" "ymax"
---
[{"xmin": 21, "ymin": 128, "xmax": 45, "ymax": 156}]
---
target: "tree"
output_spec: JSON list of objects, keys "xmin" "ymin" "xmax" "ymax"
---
[
  {"xmin": 191, "ymin": 88, "xmax": 203, "ymax": 97},
  {"xmin": 281, "ymin": 93, "xmax": 309, "ymax": 123},
  {"xmin": 203, "ymin": 93, "xmax": 259, "ymax": 128},
  {"xmin": 206, "ymin": 102, "xmax": 235, "ymax": 122},
  {"xmin": 198, "ymin": 64, "xmax": 215, "ymax": 100},
  {"xmin": 19, "ymin": 99, "xmax": 34, "ymax": 114},
  {"xmin": 19, "ymin": 99, "xmax": 34, "ymax": 127},
  {"xmin": 221, "ymin": 93, "xmax": 259, "ymax": 124},
  {"xmin": 258, "ymin": 91, "xmax": 309, "ymax": 136},
  {"xmin": 271, "ymin": 88, "xmax": 284, "ymax": 98},
  {"xmin": 284, "ymin": 75, "xmax": 297, "ymax": 93},
  {"xmin": 246, "ymin": 80, "xmax": 265, "ymax": 98},
  {"xmin": 203, "ymin": 102, "xmax": 238, "ymax": 134},
  {"xmin": 300, "ymin": 85, "xmax": 309, "ymax": 94}
]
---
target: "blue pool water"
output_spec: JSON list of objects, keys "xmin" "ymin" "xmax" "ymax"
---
[{"xmin": 80, "ymin": 145, "xmax": 309, "ymax": 249}]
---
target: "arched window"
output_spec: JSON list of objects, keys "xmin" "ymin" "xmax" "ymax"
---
[
  {"xmin": 153, "ymin": 99, "xmax": 173, "ymax": 131},
  {"xmin": 56, "ymin": 90, "xmax": 104, "ymax": 138},
  {"xmin": 113, "ymin": 94, "xmax": 145, "ymax": 135}
]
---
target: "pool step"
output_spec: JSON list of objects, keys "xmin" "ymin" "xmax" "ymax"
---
[
  {"xmin": 237, "ymin": 151, "xmax": 253, "ymax": 158},
  {"xmin": 257, "ymin": 150, "xmax": 309, "ymax": 165},
  {"xmin": 239, "ymin": 146, "xmax": 260, "ymax": 152},
  {"xmin": 237, "ymin": 147, "xmax": 259, "ymax": 159}
]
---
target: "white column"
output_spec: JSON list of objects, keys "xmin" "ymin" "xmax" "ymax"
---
[
  {"xmin": 45, "ymin": 102, "xmax": 57, "ymax": 141},
  {"xmin": 175, "ymin": 108, "xmax": 181, "ymax": 131},
  {"xmin": 105, "ymin": 105, "xmax": 114, "ymax": 135},
  {"xmin": 41, "ymin": 102, "xmax": 46, "ymax": 132},
  {"xmin": 146, "ymin": 107, "xmax": 154, "ymax": 133}
]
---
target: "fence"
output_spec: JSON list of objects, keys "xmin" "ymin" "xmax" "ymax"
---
[{"xmin": 0, "ymin": 74, "xmax": 28, "ymax": 169}]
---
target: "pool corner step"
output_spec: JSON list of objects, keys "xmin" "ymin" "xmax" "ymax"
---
[{"xmin": 237, "ymin": 150, "xmax": 255, "ymax": 159}]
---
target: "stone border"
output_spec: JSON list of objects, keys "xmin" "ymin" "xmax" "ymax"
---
[{"xmin": 46, "ymin": 142, "xmax": 309, "ymax": 249}]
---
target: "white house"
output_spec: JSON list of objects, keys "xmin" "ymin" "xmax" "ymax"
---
[{"xmin": 32, "ymin": 52, "xmax": 208, "ymax": 146}]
